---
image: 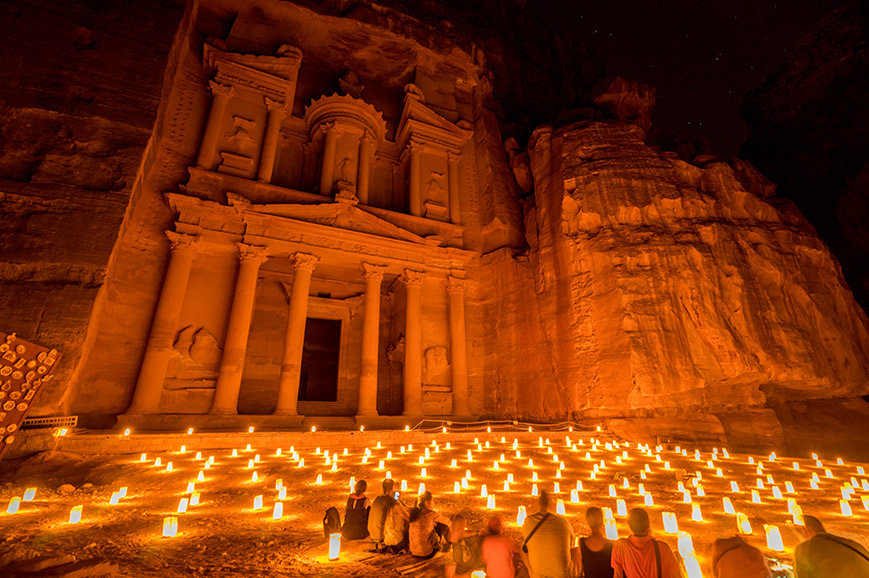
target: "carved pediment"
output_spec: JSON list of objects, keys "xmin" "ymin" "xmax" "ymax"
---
[
  {"xmin": 230, "ymin": 195, "xmax": 435, "ymax": 245},
  {"xmin": 397, "ymin": 87, "xmax": 472, "ymax": 153}
]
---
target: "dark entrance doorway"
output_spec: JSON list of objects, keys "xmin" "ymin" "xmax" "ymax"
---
[{"xmin": 298, "ymin": 318, "xmax": 341, "ymax": 402}]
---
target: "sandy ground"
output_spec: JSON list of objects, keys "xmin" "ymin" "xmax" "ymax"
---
[{"xmin": 1, "ymin": 432, "xmax": 868, "ymax": 577}]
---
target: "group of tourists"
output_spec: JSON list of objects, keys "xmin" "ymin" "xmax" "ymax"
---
[{"xmin": 332, "ymin": 479, "xmax": 869, "ymax": 578}]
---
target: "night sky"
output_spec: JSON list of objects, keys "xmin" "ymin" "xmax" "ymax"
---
[{"xmin": 568, "ymin": 0, "xmax": 842, "ymax": 158}]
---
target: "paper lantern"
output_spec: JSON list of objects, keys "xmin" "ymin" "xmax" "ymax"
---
[
  {"xmin": 604, "ymin": 519, "xmax": 618, "ymax": 540},
  {"xmin": 792, "ymin": 505, "xmax": 804, "ymax": 526},
  {"xmin": 6, "ymin": 497, "xmax": 20, "ymax": 514},
  {"xmin": 556, "ymin": 499, "xmax": 565, "ymax": 515},
  {"xmin": 662, "ymin": 512, "xmax": 678, "ymax": 534},
  {"xmin": 764, "ymin": 525, "xmax": 784, "ymax": 551},
  {"xmin": 841, "ymin": 500, "xmax": 853, "ymax": 516},
  {"xmin": 273, "ymin": 502, "xmax": 283, "ymax": 520},
  {"xmin": 166, "ymin": 462, "xmax": 173, "ymax": 472},
  {"xmin": 517, "ymin": 506, "xmax": 527, "ymax": 526},
  {"xmin": 178, "ymin": 498, "xmax": 188, "ymax": 513},
  {"xmin": 616, "ymin": 499, "xmax": 627, "ymax": 517},
  {"xmin": 532, "ymin": 484, "xmax": 538, "ymax": 496},
  {"xmin": 252, "ymin": 472, "xmax": 259, "ymax": 483},
  {"xmin": 140, "ymin": 453, "xmax": 147, "ymax": 462},
  {"xmin": 278, "ymin": 487, "xmax": 287, "ymax": 500},
  {"xmin": 253, "ymin": 495, "xmax": 263, "ymax": 511},
  {"xmin": 109, "ymin": 492, "xmax": 120, "ymax": 505},
  {"xmin": 576, "ymin": 480, "xmax": 583, "ymax": 491},
  {"xmin": 187, "ymin": 482, "xmax": 196, "ymax": 494},
  {"xmin": 691, "ymin": 504, "xmax": 703, "ymax": 522},
  {"xmin": 418, "ymin": 483, "xmax": 425, "ymax": 495},
  {"xmin": 454, "ymin": 481, "xmax": 461, "ymax": 493},
  {"xmin": 461, "ymin": 478, "xmax": 469, "ymax": 490},
  {"xmin": 785, "ymin": 481, "xmax": 795, "ymax": 494},
  {"xmin": 609, "ymin": 485, "xmax": 617, "ymax": 498},
  {"xmin": 69, "ymin": 505, "xmax": 83, "ymax": 524},
  {"xmin": 723, "ymin": 497, "xmax": 735, "ymax": 514},
  {"xmin": 554, "ymin": 482, "xmax": 560, "ymax": 494},
  {"xmin": 328, "ymin": 533, "xmax": 341, "ymax": 560},
  {"xmin": 736, "ymin": 513, "xmax": 752, "ymax": 535},
  {"xmin": 481, "ymin": 484, "xmax": 488, "ymax": 498},
  {"xmin": 315, "ymin": 474, "xmax": 322, "ymax": 485},
  {"xmin": 751, "ymin": 490, "xmax": 761, "ymax": 504},
  {"xmin": 487, "ymin": 495, "xmax": 496, "ymax": 510},
  {"xmin": 644, "ymin": 493, "xmax": 654, "ymax": 507},
  {"xmin": 190, "ymin": 491, "xmax": 201, "ymax": 506},
  {"xmin": 163, "ymin": 516, "xmax": 178, "ymax": 537},
  {"xmin": 154, "ymin": 458, "xmax": 162, "ymax": 467}
]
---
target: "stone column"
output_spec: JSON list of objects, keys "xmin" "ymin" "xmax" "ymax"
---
[
  {"xmin": 210, "ymin": 244, "xmax": 270, "ymax": 415},
  {"xmin": 357, "ymin": 263, "xmax": 388, "ymax": 416},
  {"xmin": 447, "ymin": 276, "xmax": 471, "ymax": 416},
  {"xmin": 402, "ymin": 270, "xmax": 425, "ymax": 416},
  {"xmin": 196, "ymin": 81, "xmax": 234, "ymax": 170},
  {"xmin": 257, "ymin": 97, "xmax": 286, "ymax": 183},
  {"xmin": 319, "ymin": 122, "xmax": 339, "ymax": 196},
  {"xmin": 274, "ymin": 253, "xmax": 320, "ymax": 415},
  {"xmin": 126, "ymin": 232, "xmax": 200, "ymax": 415},
  {"xmin": 356, "ymin": 135, "xmax": 373, "ymax": 205},
  {"xmin": 408, "ymin": 143, "xmax": 423, "ymax": 217},
  {"xmin": 447, "ymin": 152, "xmax": 462, "ymax": 225}
]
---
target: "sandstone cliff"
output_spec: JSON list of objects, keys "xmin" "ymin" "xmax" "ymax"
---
[{"xmin": 481, "ymin": 118, "xmax": 869, "ymax": 455}]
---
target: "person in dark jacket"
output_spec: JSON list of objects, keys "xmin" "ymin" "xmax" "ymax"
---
[
  {"xmin": 343, "ymin": 479, "xmax": 372, "ymax": 540},
  {"xmin": 368, "ymin": 479, "xmax": 396, "ymax": 550}
]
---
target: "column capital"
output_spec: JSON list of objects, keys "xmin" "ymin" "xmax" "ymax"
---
[
  {"xmin": 165, "ymin": 231, "xmax": 200, "ymax": 254},
  {"xmin": 446, "ymin": 276, "xmax": 466, "ymax": 295},
  {"xmin": 362, "ymin": 263, "xmax": 388, "ymax": 282},
  {"xmin": 319, "ymin": 121, "xmax": 339, "ymax": 136},
  {"xmin": 208, "ymin": 80, "xmax": 234, "ymax": 99},
  {"xmin": 447, "ymin": 151, "xmax": 461, "ymax": 165},
  {"xmin": 402, "ymin": 269, "xmax": 426, "ymax": 288},
  {"xmin": 293, "ymin": 252, "xmax": 320, "ymax": 272},
  {"xmin": 236, "ymin": 243, "xmax": 270, "ymax": 264},
  {"xmin": 408, "ymin": 141, "xmax": 425, "ymax": 155},
  {"xmin": 358, "ymin": 132, "xmax": 376, "ymax": 146},
  {"xmin": 264, "ymin": 96, "xmax": 288, "ymax": 114}
]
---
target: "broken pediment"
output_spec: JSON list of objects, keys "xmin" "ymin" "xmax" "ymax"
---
[
  {"xmin": 397, "ymin": 84, "xmax": 472, "ymax": 153},
  {"xmin": 230, "ymin": 196, "xmax": 435, "ymax": 245}
]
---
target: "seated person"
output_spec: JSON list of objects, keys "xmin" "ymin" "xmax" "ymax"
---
[
  {"xmin": 794, "ymin": 515, "xmax": 869, "ymax": 577},
  {"xmin": 446, "ymin": 514, "xmax": 484, "ymax": 577},
  {"xmin": 383, "ymin": 491, "xmax": 410, "ymax": 553},
  {"xmin": 342, "ymin": 479, "xmax": 371, "ymax": 541},
  {"xmin": 369, "ymin": 479, "xmax": 397, "ymax": 550},
  {"xmin": 409, "ymin": 491, "xmax": 452, "ymax": 559},
  {"xmin": 482, "ymin": 515, "xmax": 517, "ymax": 578},
  {"xmin": 578, "ymin": 506, "xmax": 614, "ymax": 578},
  {"xmin": 712, "ymin": 535, "xmax": 770, "ymax": 578}
]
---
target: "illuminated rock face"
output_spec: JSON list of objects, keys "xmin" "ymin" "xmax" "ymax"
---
[
  {"xmin": 482, "ymin": 119, "xmax": 869, "ymax": 447},
  {"xmin": 3, "ymin": 0, "xmax": 867, "ymax": 452}
]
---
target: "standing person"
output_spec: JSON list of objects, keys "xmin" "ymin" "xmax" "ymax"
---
[
  {"xmin": 711, "ymin": 535, "xmax": 771, "ymax": 578},
  {"xmin": 521, "ymin": 490, "xmax": 575, "ymax": 578},
  {"xmin": 482, "ymin": 515, "xmax": 517, "ymax": 578},
  {"xmin": 342, "ymin": 479, "xmax": 371, "ymax": 540},
  {"xmin": 369, "ymin": 479, "xmax": 396, "ymax": 551},
  {"xmin": 409, "ymin": 491, "xmax": 452, "ymax": 559},
  {"xmin": 611, "ymin": 508, "xmax": 681, "ymax": 578},
  {"xmin": 794, "ymin": 515, "xmax": 869, "ymax": 577},
  {"xmin": 446, "ymin": 514, "xmax": 484, "ymax": 578},
  {"xmin": 577, "ymin": 506, "xmax": 614, "ymax": 578}
]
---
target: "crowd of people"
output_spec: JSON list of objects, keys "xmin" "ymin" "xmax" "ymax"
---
[{"xmin": 333, "ymin": 479, "xmax": 869, "ymax": 578}]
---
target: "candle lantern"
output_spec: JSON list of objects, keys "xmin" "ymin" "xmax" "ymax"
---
[
  {"xmin": 273, "ymin": 502, "xmax": 283, "ymax": 520},
  {"xmin": 556, "ymin": 498, "xmax": 565, "ymax": 515},
  {"xmin": 69, "ymin": 505, "xmax": 83, "ymax": 524},
  {"xmin": 190, "ymin": 491, "xmax": 201, "ymax": 506},
  {"xmin": 736, "ymin": 513, "xmax": 752, "ymax": 535},
  {"xmin": 517, "ymin": 506, "xmax": 527, "ymax": 526},
  {"xmin": 23, "ymin": 488, "xmax": 36, "ymax": 502},
  {"xmin": 253, "ymin": 495, "xmax": 263, "ymax": 511},
  {"xmin": 723, "ymin": 497, "xmax": 735, "ymax": 514},
  {"xmin": 329, "ymin": 533, "xmax": 342, "ymax": 560},
  {"xmin": 662, "ymin": 512, "xmax": 678, "ymax": 534},
  {"xmin": 6, "ymin": 497, "xmax": 20, "ymax": 514},
  {"xmin": 765, "ymin": 525, "xmax": 784, "ymax": 551},
  {"xmin": 644, "ymin": 493, "xmax": 654, "ymax": 507},
  {"xmin": 616, "ymin": 499, "xmax": 627, "ymax": 517},
  {"xmin": 487, "ymin": 495, "xmax": 496, "ymax": 510},
  {"xmin": 178, "ymin": 498, "xmax": 188, "ymax": 513},
  {"xmin": 163, "ymin": 516, "xmax": 178, "ymax": 537}
]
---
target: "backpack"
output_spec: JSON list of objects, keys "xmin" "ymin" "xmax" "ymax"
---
[{"xmin": 323, "ymin": 506, "xmax": 342, "ymax": 538}]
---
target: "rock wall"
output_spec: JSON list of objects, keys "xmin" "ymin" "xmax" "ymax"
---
[
  {"xmin": 0, "ymin": 0, "xmax": 187, "ymax": 415},
  {"xmin": 493, "ymin": 117, "xmax": 869, "ymax": 454}
]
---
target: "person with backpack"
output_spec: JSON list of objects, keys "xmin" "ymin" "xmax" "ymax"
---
[
  {"xmin": 711, "ymin": 535, "xmax": 770, "ymax": 578},
  {"xmin": 521, "ymin": 490, "xmax": 575, "ymax": 578},
  {"xmin": 409, "ymin": 491, "xmax": 452, "ymax": 559},
  {"xmin": 794, "ymin": 515, "xmax": 869, "ymax": 577},
  {"xmin": 369, "ymin": 479, "xmax": 397, "ymax": 551},
  {"xmin": 342, "ymin": 479, "xmax": 372, "ymax": 540},
  {"xmin": 383, "ymin": 490, "xmax": 410, "ymax": 553},
  {"xmin": 611, "ymin": 508, "xmax": 681, "ymax": 578},
  {"xmin": 446, "ymin": 514, "xmax": 484, "ymax": 577},
  {"xmin": 577, "ymin": 506, "xmax": 614, "ymax": 578}
]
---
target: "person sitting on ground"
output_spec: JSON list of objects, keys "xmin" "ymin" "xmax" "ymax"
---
[
  {"xmin": 446, "ymin": 514, "xmax": 484, "ymax": 578},
  {"xmin": 369, "ymin": 479, "xmax": 396, "ymax": 551},
  {"xmin": 521, "ymin": 490, "xmax": 576, "ymax": 578},
  {"xmin": 611, "ymin": 508, "xmax": 681, "ymax": 578},
  {"xmin": 577, "ymin": 506, "xmax": 614, "ymax": 578},
  {"xmin": 711, "ymin": 535, "xmax": 771, "ymax": 578},
  {"xmin": 383, "ymin": 490, "xmax": 410, "ymax": 554},
  {"xmin": 409, "ymin": 491, "xmax": 452, "ymax": 559},
  {"xmin": 794, "ymin": 514, "xmax": 869, "ymax": 577},
  {"xmin": 482, "ymin": 515, "xmax": 517, "ymax": 578},
  {"xmin": 342, "ymin": 479, "xmax": 371, "ymax": 541}
]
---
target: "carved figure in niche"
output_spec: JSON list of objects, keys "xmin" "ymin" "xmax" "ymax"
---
[
  {"xmin": 338, "ymin": 156, "xmax": 355, "ymax": 183},
  {"xmin": 423, "ymin": 346, "xmax": 450, "ymax": 386},
  {"xmin": 225, "ymin": 116, "xmax": 257, "ymax": 158},
  {"xmin": 426, "ymin": 172, "xmax": 444, "ymax": 196},
  {"xmin": 338, "ymin": 71, "xmax": 364, "ymax": 99}
]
